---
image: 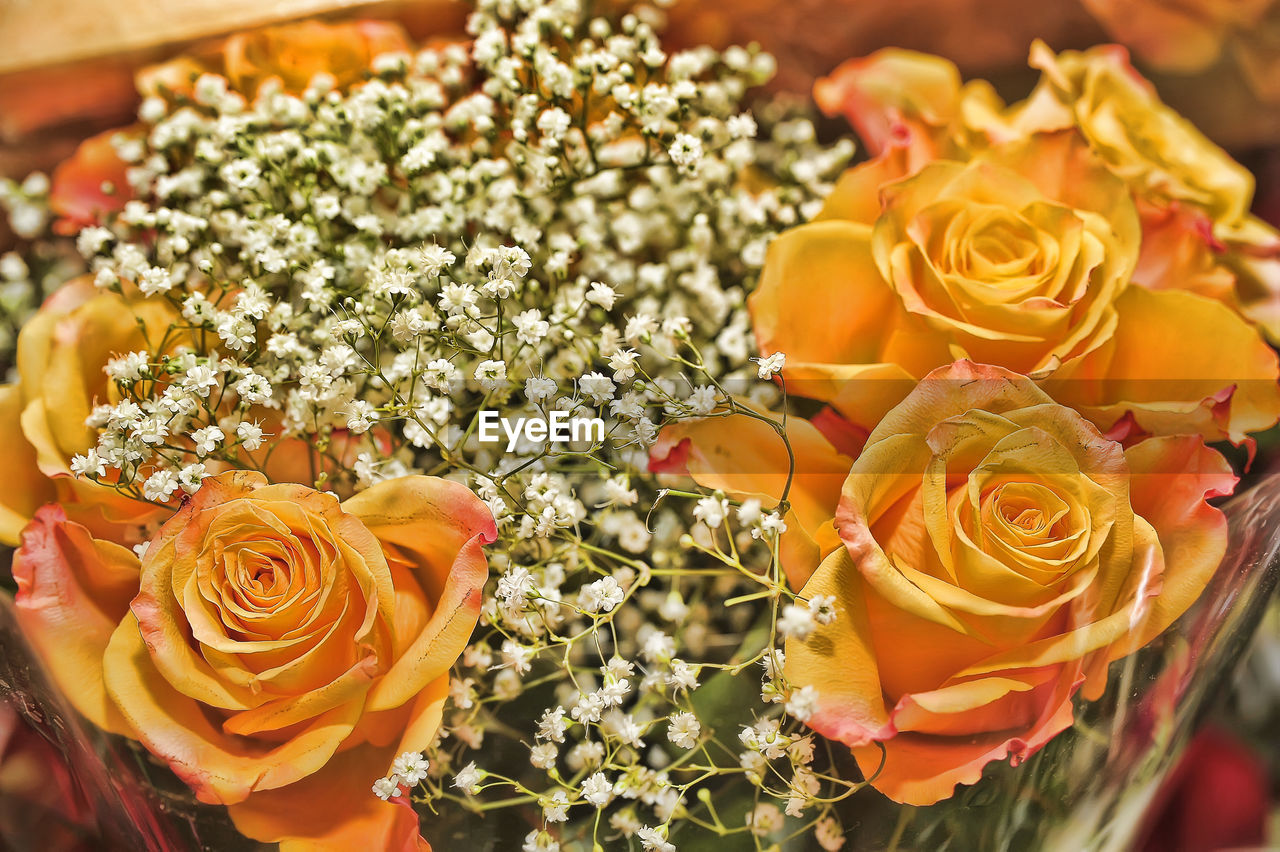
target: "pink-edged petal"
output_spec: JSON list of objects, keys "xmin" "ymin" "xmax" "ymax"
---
[{"xmin": 11, "ymin": 505, "xmax": 137, "ymax": 735}]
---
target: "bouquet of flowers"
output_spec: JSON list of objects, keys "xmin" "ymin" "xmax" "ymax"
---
[{"xmin": 1, "ymin": 1, "xmax": 1278, "ymax": 850}]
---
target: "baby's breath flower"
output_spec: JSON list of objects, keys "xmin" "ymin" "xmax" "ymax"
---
[
  {"xmin": 816, "ymin": 817, "xmax": 848, "ymax": 850},
  {"xmin": 70, "ymin": 450, "xmax": 106, "ymax": 479},
  {"xmin": 235, "ymin": 420, "xmax": 265, "ymax": 450},
  {"xmin": 693, "ymin": 496, "xmax": 729, "ymax": 529},
  {"xmin": 372, "ymin": 777, "xmax": 401, "ymax": 801},
  {"xmin": 785, "ymin": 685, "xmax": 819, "ymax": 723},
  {"xmin": 453, "ymin": 762, "xmax": 483, "ymax": 795},
  {"xmin": 746, "ymin": 803, "xmax": 784, "ymax": 837},
  {"xmin": 530, "ymin": 742, "xmax": 558, "ymax": 769},
  {"xmin": 666, "ymin": 712, "xmax": 701, "ymax": 749},
  {"xmin": 391, "ymin": 752, "xmax": 430, "ymax": 787},
  {"xmin": 579, "ymin": 372, "xmax": 615, "ymax": 404},
  {"xmin": 668, "ymin": 133, "xmax": 703, "ymax": 173},
  {"xmin": 778, "ymin": 602, "xmax": 816, "ymax": 641},
  {"xmin": 637, "ymin": 826, "xmax": 676, "ymax": 852},
  {"xmin": 754, "ymin": 351, "xmax": 785, "ymax": 379},
  {"xmin": 475, "ymin": 359, "xmax": 508, "ymax": 392},
  {"xmin": 541, "ymin": 789, "xmax": 570, "ymax": 822},
  {"xmin": 581, "ymin": 772, "xmax": 614, "ymax": 807}
]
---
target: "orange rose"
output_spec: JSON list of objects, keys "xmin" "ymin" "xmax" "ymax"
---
[
  {"xmin": 1019, "ymin": 41, "xmax": 1280, "ymax": 341},
  {"xmin": 138, "ymin": 20, "xmax": 412, "ymax": 101},
  {"xmin": 0, "ymin": 275, "xmax": 379, "ymax": 547},
  {"xmin": 814, "ymin": 48, "xmax": 1012, "ymax": 166},
  {"xmin": 48, "ymin": 130, "xmax": 133, "ymax": 236},
  {"xmin": 753, "ymin": 128, "xmax": 1280, "ymax": 443},
  {"xmin": 0, "ymin": 278, "xmax": 174, "ymax": 547},
  {"xmin": 12, "ymin": 471, "xmax": 495, "ymax": 849},
  {"xmin": 816, "ymin": 45, "xmax": 1280, "ymax": 344},
  {"xmin": 224, "ymin": 20, "xmax": 411, "ymax": 95},
  {"xmin": 784, "ymin": 362, "xmax": 1235, "ymax": 804}
]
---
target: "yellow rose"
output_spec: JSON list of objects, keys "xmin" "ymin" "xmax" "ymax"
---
[
  {"xmin": 785, "ymin": 362, "xmax": 1235, "ymax": 804},
  {"xmin": 0, "ymin": 278, "xmax": 174, "ymax": 547},
  {"xmin": 1020, "ymin": 40, "xmax": 1280, "ymax": 340},
  {"xmin": 1021, "ymin": 40, "xmax": 1253, "ymax": 224},
  {"xmin": 0, "ymin": 275, "xmax": 382, "ymax": 547},
  {"xmin": 752, "ymin": 130, "xmax": 1280, "ymax": 443},
  {"xmin": 222, "ymin": 20, "xmax": 412, "ymax": 95},
  {"xmin": 814, "ymin": 44, "xmax": 1280, "ymax": 343},
  {"xmin": 12, "ymin": 471, "xmax": 495, "ymax": 850}
]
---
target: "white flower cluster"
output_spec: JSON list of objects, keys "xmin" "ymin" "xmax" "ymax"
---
[
  {"xmin": 65, "ymin": 0, "xmax": 847, "ymax": 523},
  {"xmin": 13, "ymin": 0, "xmax": 863, "ymax": 847}
]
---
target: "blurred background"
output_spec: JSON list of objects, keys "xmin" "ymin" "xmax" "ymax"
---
[{"xmin": 0, "ymin": 1, "xmax": 1278, "ymax": 849}]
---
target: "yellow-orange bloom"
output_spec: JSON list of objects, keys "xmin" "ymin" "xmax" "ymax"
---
[
  {"xmin": 0, "ymin": 278, "xmax": 174, "ymax": 547},
  {"xmin": 785, "ymin": 362, "xmax": 1235, "ymax": 804},
  {"xmin": 814, "ymin": 48, "xmax": 1011, "ymax": 166},
  {"xmin": 138, "ymin": 19, "xmax": 412, "ymax": 100},
  {"xmin": 1019, "ymin": 40, "xmax": 1280, "ymax": 340},
  {"xmin": 12, "ymin": 471, "xmax": 495, "ymax": 850},
  {"xmin": 222, "ymin": 20, "xmax": 412, "ymax": 95},
  {"xmin": 752, "ymin": 129, "xmax": 1280, "ymax": 443},
  {"xmin": 1020, "ymin": 40, "xmax": 1254, "ymax": 223},
  {"xmin": 815, "ymin": 45, "xmax": 1280, "ymax": 343},
  {"xmin": 0, "ymin": 275, "xmax": 378, "ymax": 548}
]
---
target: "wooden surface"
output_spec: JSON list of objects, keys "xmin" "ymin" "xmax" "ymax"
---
[{"xmin": 0, "ymin": 0, "xmax": 392, "ymax": 74}]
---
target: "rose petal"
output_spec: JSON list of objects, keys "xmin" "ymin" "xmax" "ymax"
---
[
  {"xmin": 227, "ymin": 746, "xmax": 428, "ymax": 852},
  {"xmin": 813, "ymin": 145, "xmax": 914, "ymax": 226},
  {"xmin": 1047, "ymin": 286, "xmax": 1280, "ymax": 442},
  {"xmin": 786, "ymin": 547, "xmax": 894, "ymax": 747},
  {"xmin": 103, "ymin": 613, "xmax": 362, "ymax": 805},
  {"xmin": 1108, "ymin": 437, "xmax": 1235, "ymax": 660},
  {"xmin": 751, "ymin": 219, "xmax": 944, "ymax": 390},
  {"xmin": 814, "ymin": 49, "xmax": 962, "ymax": 158},
  {"xmin": 851, "ymin": 663, "xmax": 1081, "ymax": 805},
  {"xmin": 0, "ymin": 385, "xmax": 55, "ymax": 546},
  {"xmin": 49, "ymin": 130, "xmax": 131, "ymax": 235},
  {"xmin": 11, "ymin": 506, "xmax": 137, "ymax": 735},
  {"xmin": 650, "ymin": 409, "xmax": 852, "ymax": 587},
  {"xmin": 344, "ymin": 477, "xmax": 495, "ymax": 712},
  {"xmin": 226, "ymin": 677, "xmax": 447, "ymax": 852}
]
